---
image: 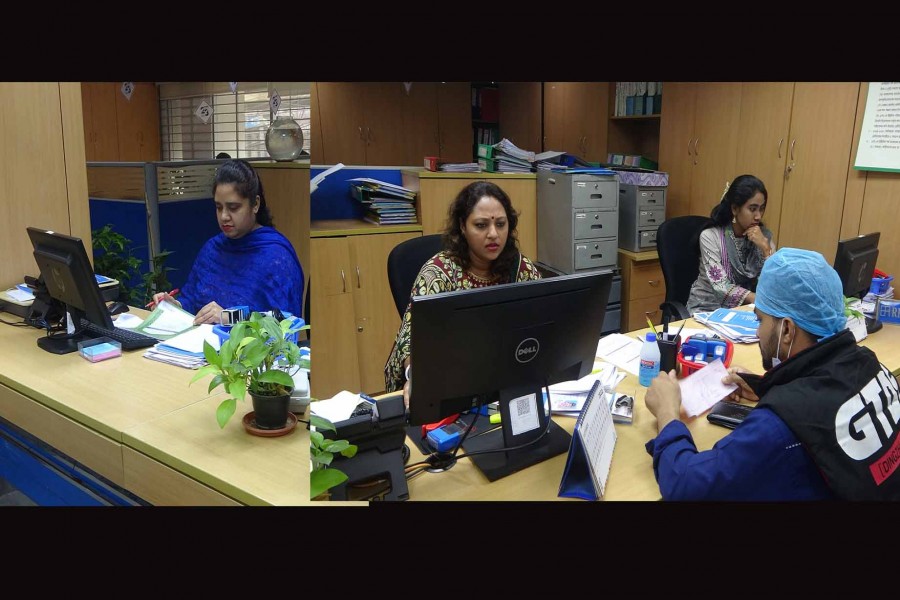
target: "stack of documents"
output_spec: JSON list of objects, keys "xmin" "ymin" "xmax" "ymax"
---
[
  {"xmin": 477, "ymin": 138, "xmax": 536, "ymax": 173},
  {"xmin": 133, "ymin": 300, "xmax": 195, "ymax": 341},
  {"xmin": 438, "ymin": 162, "xmax": 480, "ymax": 173},
  {"xmin": 863, "ymin": 287, "xmax": 894, "ymax": 316},
  {"xmin": 546, "ymin": 363, "xmax": 626, "ymax": 417},
  {"xmin": 348, "ymin": 177, "xmax": 417, "ymax": 225},
  {"xmin": 143, "ymin": 324, "xmax": 220, "ymax": 369},
  {"xmin": 692, "ymin": 308, "xmax": 759, "ymax": 343}
]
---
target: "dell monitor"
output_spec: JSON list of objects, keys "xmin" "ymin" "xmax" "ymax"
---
[
  {"xmin": 834, "ymin": 231, "xmax": 880, "ymax": 333},
  {"xmin": 27, "ymin": 227, "xmax": 120, "ymax": 354},
  {"xmin": 409, "ymin": 270, "xmax": 613, "ymax": 481}
]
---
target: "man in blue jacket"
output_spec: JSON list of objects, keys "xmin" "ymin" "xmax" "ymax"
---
[{"xmin": 644, "ymin": 247, "xmax": 900, "ymax": 500}]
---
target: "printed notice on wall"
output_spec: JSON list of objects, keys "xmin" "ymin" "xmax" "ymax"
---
[{"xmin": 855, "ymin": 82, "xmax": 900, "ymax": 172}]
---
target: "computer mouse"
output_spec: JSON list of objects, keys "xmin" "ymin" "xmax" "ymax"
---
[{"xmin": 107, "ymin": 301, "xmax": 129, "ymax": 316}]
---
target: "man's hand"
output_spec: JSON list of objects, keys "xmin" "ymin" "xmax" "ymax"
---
[
  {"xmin": 722, "ymin": 366, "xmax": 760, "ymax": 403},
  {"xmin": 193, "ymin": 301, "xmax": 224, "ymax": 325},
  {"xmin": 645, "ymin": 369, "xmax": 682, "ymax": 432}
]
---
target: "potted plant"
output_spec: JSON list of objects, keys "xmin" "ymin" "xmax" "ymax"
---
[
  {"xmin": 309, "ymin": 415, "xmax": 357, "ymax": 500},
  {"xmin": 191, "ymin": 312, "xmax": 307, "ymax": 429}
]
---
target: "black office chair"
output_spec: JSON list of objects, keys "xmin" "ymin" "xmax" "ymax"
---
[
  {"xmin": 656, "ymin": 215, "xmax": 713, "ymax": 322},
  {"xmin": 386, "ymin": 234, "xmax": 443, "ymax": 317}
]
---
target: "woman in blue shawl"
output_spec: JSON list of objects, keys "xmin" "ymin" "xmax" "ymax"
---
[{"xmin": 152, "ymin": 160, "xmax": 304, "ymax": 325}]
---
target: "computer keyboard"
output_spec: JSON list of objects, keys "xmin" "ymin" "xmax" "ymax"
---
[{"xmin": 79, "ymin": 319, "xmax": 159, "ymax": 350}]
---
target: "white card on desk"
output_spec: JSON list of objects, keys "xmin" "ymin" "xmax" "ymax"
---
[{"xmin": 678, "ymin": 359, "xmax": 738, "ymax": 417}]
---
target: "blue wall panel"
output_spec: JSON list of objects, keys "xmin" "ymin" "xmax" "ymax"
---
[
  {"xmin": 159, "ymin": 199, "xmax": 220, "ymax": 291},
  {"xmin": 310, "ymin": 167, "xmax": 405, "ymax": 221},
  {"xmin": 89, "ymin": 199, "xmax": 150, "ymax": 291}
]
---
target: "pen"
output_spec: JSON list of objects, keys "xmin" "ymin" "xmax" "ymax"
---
[
  {"xmin": 673, "ymin": 320, "xmax": 686, "ymax": 341},
  {"xmin": 145, "ymin": 288, "xmax": 180, "ymax": 309},
  {"xmin": 645, "ymin": 315, "xmax": 659, "ymax": 337}
]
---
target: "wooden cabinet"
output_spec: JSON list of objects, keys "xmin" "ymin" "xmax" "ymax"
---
[
  {"xmin": 618, "ymin": 250, "xmax": 666, "ymax": 333},
  {"xmin": 777, "ymin": 83, "xmax": 860, "ymax": 258},
  {"xmin": 499, "ymin": 82, "xmax": 543, "ymax": 152},
  {"xmin": 658, "ymin": 82, "xmax": 742, "ymax": 218},
  {"xmin": 310, "ymin": 227, "xmax": 420, "ymax": 398},
  {"xmin": 81, "ymin": 82, "xmax": 160, "ymax": 162},
  {"xmin": 314, "ymin": 82, "xmax": 471, "ymax": 166},
  {"xmin": 400, "ymin": 172, "xmax": 537, "ymax": 261},
  {"xmin": 543, "ymin": 82, "xmax": 608, "ymax": 162}
]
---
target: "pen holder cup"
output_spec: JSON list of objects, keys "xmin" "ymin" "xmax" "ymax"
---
[
  {"xmin": 677, "ymin": 335, "xmax": 734, "ymax": 377},
  {"xmin": 870, "ymin": 276, "xmax": 893, "ymax": 296},
  {"xmin": 656, "ymin": 334, "xmax": 681, "ymax": 375}
]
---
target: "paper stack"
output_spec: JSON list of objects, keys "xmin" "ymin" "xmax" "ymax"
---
[
  {"xmin": 546, "ymin": 363, "xmax": 626, "ymax": 417},
  {"xmin": 478, "ymin": 138, "xmax": 536, "ymax": 173},
  {"xmin": 143, "ymin": 324, "xmax": 220, "ymax": 369},
  {"xmin": 348, "ymin": 177, "xmax": 417, "ymax": 225}
]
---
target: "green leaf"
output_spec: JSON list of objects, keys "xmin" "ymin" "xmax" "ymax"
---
[
  {"xmin": 341, "ymin": 445, "xmax": 358, "ymax": 458},
  {"xmin": 203, "ymin": 341, "xmax": 221, "ymax": 368},
  {"xmin": 322, "ymin": 439, "xmax": 350, "ymax": 453},
  {"xmin": 310, "ymin": 469, "xmax": 348, "ymax": 499},
  {"xmin": 207, "ymin": 374, "xmax": 225, "ymax": 394},
  {"xmin": 310, "ymin": 415, "xmax": 335, "ymax": 432},
  {"xmin": 216, "ymin": 398, "xmax": 236, "ymax": 428},
  {"xmin": 227, "ymin": 380, "xmax": 246, "ymax": 402},
  {"xmin": 310, "ymin": 430, "xmax": 324, "ymax": 447},
  {"xmin": 315, "ymin": 452, "xmax": 334, "ymax": 467},
  {"xmin": 257, "ymin": 369, "xmax": 294, "ymax": 387},
  {"xmin": 190, "ymin": 364, "xmax": 220, "ymax": 385}
]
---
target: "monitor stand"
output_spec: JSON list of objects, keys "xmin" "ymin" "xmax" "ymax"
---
[
  {"xmin": 865, "ymin": 315, "xmax": 883, "ymax": 335},
  {"xmin": 462, "ymin": 383, "xmax": 571, "ymax": 482},
  {"xmin": 37, "ymin": 333, "xmax": 85, "ymax": 354}
]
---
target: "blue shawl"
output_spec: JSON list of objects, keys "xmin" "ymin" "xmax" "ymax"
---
[{"xmin": 178, "ymin": 226, "xmax": 304, "ymax": 318}]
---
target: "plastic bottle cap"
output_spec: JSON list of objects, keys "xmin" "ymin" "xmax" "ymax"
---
[{"xmin": 646, "ymin": 332, "xmax": 657, "ymax": 342}]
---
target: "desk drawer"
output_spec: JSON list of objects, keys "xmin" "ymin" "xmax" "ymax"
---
[
  {"xmin": 574, "ymin": 209, "xmax": 617, "ymax": 240},
  {"xmin": 571, "ymin": 179, "xmax": 618, "ymax": 209},
  {"xmin": 627, "ymin": 261, "xmax": 665, "ymax": 301},
  {"xmin": 0, "ymin": 383, "xmax": 124, "ymax": 487},
  {"xmin": 574, "ymin": 239, "xmax": 618, "ymax": 270},
  {"xmin": 638, "ymin": 209, "xmax": 664, "ymax": 228},
  {"xmin": 625, "ymin": 294, "xmax": 666, "ymax": 332},
  {"xmin": 122, "ymin": 447, "xmax": 241, "ymax": 506}
]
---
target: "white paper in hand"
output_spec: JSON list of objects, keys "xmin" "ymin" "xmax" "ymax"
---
[{"xmin": 678, "ymin": 359, "xmax": 738, "ymax": 417}]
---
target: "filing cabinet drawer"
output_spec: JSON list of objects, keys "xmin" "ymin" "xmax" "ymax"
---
[
  {"xmin": 627, "ymin": 260, "xmax": 664, "ymax": 300},
  {"xmin": 573, "ymin": 209, "xmax": 617, "ymax": 240},
  {"xmin": 574, "ymin": 239, "xmax": 618, "ymax": 270},
  {"xmin": 638, "ymin": 229, "xmax": 658, "ymax": 249},
  {"xmin": 571, "ymin": 179, "xmax": 618, "ymax": 209},
  {"xmin": 638, "ymin": 209, "xmax": 664, "ymax": 228},
  {"xmin": 608, "ymin": 276, "xmax": 621, "ymax": 304},
  {"xmin": 602, "ymin": 306, "xmax": 621, "ymax": 334},
  {"xmin": 638, "ymin": 189, "xmax": 665, "ymax": 206}
]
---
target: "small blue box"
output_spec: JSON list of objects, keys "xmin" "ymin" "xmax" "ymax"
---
[{"xmin": 878, "ymin": 299, "xmax": 900, "ymax": 325}]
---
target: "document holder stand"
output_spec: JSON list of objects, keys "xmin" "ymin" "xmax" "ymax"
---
[
  {"xmin": 462, "ymin": 382, "xmax": 571, "ymax": 482},
  {"xmin": 558, "ymin": 380, "xmax": 617, "ymax": 500}
]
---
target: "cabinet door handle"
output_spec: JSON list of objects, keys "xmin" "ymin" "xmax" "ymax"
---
[
  {"xmin": 648, "ymin": 279, "xmax": 660, "ymax": 287},
  {"xmin": 645, "ymin": 309, "xmax": 659, "ymax": 319},
  {"xmin": 340, "ymin": 269, "xmax": 346, "ymax": 293},
  {"xmin": 366, "ymin": 127, "xmax": 373, "ymax": 145},
  {"xmin": 693, "ymin": 137, "xmax": 700, "ymax": 157},
  {"xmin": 778, "ymin": 137, "xmax": 784, "ymax": 158},
  {"xmin": 789, "ymin": 138, "xmax": 796, "ymax": 160},
  {"xmin": 687, "ymin": 137, "xmax": 694, "ymax": 156},
  {"xmin": 358, "ymin": 126, "xmax": 364, "ymax": 141},
  {"xmin": 356, "ymin": 265, "xmax": 361, "ymax": 288}
]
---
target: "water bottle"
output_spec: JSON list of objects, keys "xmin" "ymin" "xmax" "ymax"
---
[{"xmin": 639, "ymin": 332, "xmax": 661, "ymax": 387}]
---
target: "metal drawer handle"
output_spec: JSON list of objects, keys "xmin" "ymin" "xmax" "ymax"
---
[
  {"xmin": 340, "ymin": 269, "xmax": 346, "ymax": 293},
  {"xmin": 645, "ymin": 309, "xmax": 659, "ymax": 318},
  {"xmin": 778, "ymin": 137, "xmax": 784, "ymax": 158},
  {"xmin": 648, "ymin": 279, "xmax": 660, "ymax": 287},
  {"xmin": 356, "ymin": 265, "xmax": 361, "ymax": 288}
]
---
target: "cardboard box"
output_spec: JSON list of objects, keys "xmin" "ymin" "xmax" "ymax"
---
[{"xmin": 424, "ymin": 156, "xmax": 440, "ymax": 171}]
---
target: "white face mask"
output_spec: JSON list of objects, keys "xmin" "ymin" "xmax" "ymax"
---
[{"xmin": 771, "ymin": 318, "xmax": 795, "ymax": 368}]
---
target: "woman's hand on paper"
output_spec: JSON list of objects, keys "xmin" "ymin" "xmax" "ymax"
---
[
  {"xmin": 152, "ymin": 292, "xmax": 182, "ymax": 309},
  {"xmin": 193, "ymin": 301, "xmax": 224, "ymax": 325}
]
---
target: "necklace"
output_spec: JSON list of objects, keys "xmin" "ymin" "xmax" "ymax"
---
[{"xmin": 467, "ymin": 269, "xmax": 496, "ymax": 284}]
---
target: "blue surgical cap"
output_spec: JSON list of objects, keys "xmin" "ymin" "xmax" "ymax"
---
[{"xmin": 755, "ymin": 247, "xmax": 847, "ymax": 340}]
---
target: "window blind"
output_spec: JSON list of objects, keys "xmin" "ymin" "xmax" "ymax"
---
[{"xmin": 159, "ymin": 83, "xmax": 310, "ymax": 161}]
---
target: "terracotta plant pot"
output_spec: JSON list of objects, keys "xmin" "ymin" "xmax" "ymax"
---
[{"xmin": 250, "ymin": 390, "xmax": 292, "ymax": 430}]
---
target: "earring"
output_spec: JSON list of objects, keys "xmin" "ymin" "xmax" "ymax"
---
[{"xmin": 732, "ymin": 216, "xmax": 736, "ymax": 224}]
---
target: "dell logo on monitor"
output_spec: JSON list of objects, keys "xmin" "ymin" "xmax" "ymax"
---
[{"xmin": 515, "ymin": 338, "xmax": 540, "ymax": 363}]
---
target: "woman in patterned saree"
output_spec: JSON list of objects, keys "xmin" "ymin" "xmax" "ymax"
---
[
  {"xmin": 686, "ymin": 174, "xmax": 776, "ymax": 315},
  {"xmin": 384, "ymin": 181, "xmax": 541, "ymax": 407}
]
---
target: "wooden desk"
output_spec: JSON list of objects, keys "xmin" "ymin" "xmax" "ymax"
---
[
  {"xmin": 404, "ymin": 317, "xmax": 900, "ymax": 501},
  {"xmin": 0, "ymin": 310, "xmax": 312, "ymax": 505}
]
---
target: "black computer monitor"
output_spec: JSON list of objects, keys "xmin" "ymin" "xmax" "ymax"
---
[
  {"xmin": 834, "ymin": 232, "xmax": 880, "ymax": 299},
  {"xmin": 27, "ymin": 227, "xmax": 116, "ymax": 354},
  {"xmin": 409, "ymin": 270, "xmax": 613, "ymax": 481}
]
